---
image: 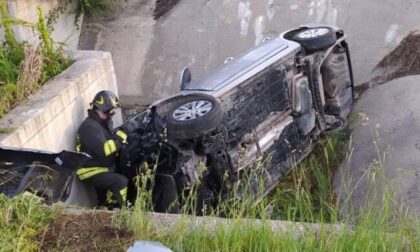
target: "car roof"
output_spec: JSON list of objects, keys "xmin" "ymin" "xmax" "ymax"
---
[{"xmin": 185, "ymin": 37, "xmax": 292, "ymax": 91}]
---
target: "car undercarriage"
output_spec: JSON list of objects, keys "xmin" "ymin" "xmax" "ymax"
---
[{"xmin": 0, "ymin": 24, "xmax": 354, "ymax": 214}]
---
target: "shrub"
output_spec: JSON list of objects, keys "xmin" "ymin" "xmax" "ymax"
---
[
  {"xmin": 0, "ymin": 194, "xmax": 57, "ymax": 251},
  {"xmin": 0, "ymin": 4, "xmax": 70, "ymax": 119},
  {"xmin": 47, "ymin": 0, "xmax": 126, "ymax": 28}
]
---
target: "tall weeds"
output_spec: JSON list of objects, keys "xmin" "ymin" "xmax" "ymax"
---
[
  {"xmin": 0, "ymin": 194, "xmax": 57, "ymax": 251},
  {"xmin": 0, "ymin": 4, "xmax": 70, "ymax": 118},
  {"xmin": 121, "ymin": 131, "xmax": 420, "ymax": 251},
  {"xmin": 269, "ymin": 133, "xmax": 347, "ymax": 223}
]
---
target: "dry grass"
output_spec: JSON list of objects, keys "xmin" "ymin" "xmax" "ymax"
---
[
  {"xmin": 15, "ymin": 45, "xmax": 44, "ymax": 102},
  {"xmin": 0, "ymin": 45, "xmax": 43, "ymax": 117},
  {"xmin": 0, "ymin": 5, "xmax": 70, "ymax": 119}
]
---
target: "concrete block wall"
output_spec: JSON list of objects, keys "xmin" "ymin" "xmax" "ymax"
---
[
  {"xmin": 5, "ymin": 0, "xmax": 81, "ymax": 50},
  {"xmin": 0, "ymin": 50, "xmax": 122, "ymax": 152}
]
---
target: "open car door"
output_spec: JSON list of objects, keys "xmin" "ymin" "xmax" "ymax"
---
[{"xmin": 0, "ymin": 147, "xmax": 91, "ymax": 203}]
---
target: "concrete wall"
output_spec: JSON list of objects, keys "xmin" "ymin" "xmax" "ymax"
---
[
  {"xmin": 6, "ymin": 0, "xmax": 81, "ymax": 50},
  {"xmin": 78, "ymin": 0, "xmax": 156, "ymax": 107},
  {"xmin": 0, "ymin": 50, "xmax": 122, "ymax": 152}
]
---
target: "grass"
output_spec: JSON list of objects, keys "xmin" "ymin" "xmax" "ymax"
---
[
  {"xmin": 113, "ymin": 132, "xmax": 420, "ymax": 251},
  {"xmin": 0, "ymin": 194, "xmax": 58, "ymax": 252},
  {"xmin": 125, "ymin": 221, "xmax": 417, "ymax": 252},
  {"xmin": 0, "ymin": 4, "xmax": 70, "ymax": 119},
  {"xmin": 268, "ymin": 133, "xmax": 348, "ymax": 223},
  {"xmin": 2, "ymin": 133, "xmax": 420, "ymax": 251}
]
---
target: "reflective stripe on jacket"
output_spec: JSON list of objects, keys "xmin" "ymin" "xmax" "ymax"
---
[
  {"xmin": 104, "ymin": 139, "xmax": 118, "ymax": 156},
  {"xmin": 115, "ymin": 130, "xmax": 128, "ymax": 144},
  {"xmin": 77, "ymin": 167, "xmax": 109, "ymax": 180}
]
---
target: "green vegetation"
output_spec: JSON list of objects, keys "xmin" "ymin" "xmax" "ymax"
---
[
  {"xmin": 75, "ymin": 0, "xmax": 125, "ymax": 22},
  {"xmin": 269, "ymin": 133, "xmax": 347, "ymax": 223},
  {"xmin": 0, "ymin": 4, "xmax": 70, "ymax": 119},
  {"xmin": 47, "ymin": 0, "xmax": 126, "ymax": 28},
  {"xmin": 0, "ymin": 194, "xmax": 57, "ymax": 251},
  {"xmin": 121, "ymin": 215, "xmax": 418, "ymax": 252},
  {"xmin": 119, "ymin": 133, "xmax": 420, "ymax": 251}
]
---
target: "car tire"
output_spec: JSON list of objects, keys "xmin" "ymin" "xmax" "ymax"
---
[
  {"xmin": 166, "ymin": 94, "xmax": 224, "ymax": 139},
  {"xmin": 292, "ymin": 27, "xmax": 337, "ymax": 52}
]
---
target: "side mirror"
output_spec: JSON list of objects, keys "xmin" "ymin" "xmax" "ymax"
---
[{"xmin": 180, "ymin": 67, "xmax": 191, "ymax": 91}]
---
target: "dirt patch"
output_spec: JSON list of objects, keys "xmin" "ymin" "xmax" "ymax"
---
[
  {"xmin": 375, "ymin": 31, "xmax": 420, "ymax": 79},
  {"xmin": 40, "ymin": 211, "xmax": 133, "ymax": 252},
  {"xmin": 355, "ymin": 30, "xmax": 420, "ymax": 95}
]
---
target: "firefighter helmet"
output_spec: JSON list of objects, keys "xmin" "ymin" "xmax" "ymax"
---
[{"xmin": 91, "ymin": 90, "xmax": 120, "ymax": 112}]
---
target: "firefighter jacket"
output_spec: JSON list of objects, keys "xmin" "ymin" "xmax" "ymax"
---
[{"xmin": 76, "ymin": 109, "xmax": 127, "ymax": 180}]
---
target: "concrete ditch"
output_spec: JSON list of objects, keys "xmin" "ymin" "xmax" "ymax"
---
[
  {"xmin": 60, "ymin": 207, "xmax": 350, "ymax": 238},
  {"xmin": 335, "ymin": 74, "xmax": 420, "ymax": 218}
]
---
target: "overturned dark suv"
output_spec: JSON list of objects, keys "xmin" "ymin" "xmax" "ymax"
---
[{"xmin": 0, "ymin": 25, "xmax": 354, "ymax": 212}]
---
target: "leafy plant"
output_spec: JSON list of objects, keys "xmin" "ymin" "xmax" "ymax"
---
[
  {"xmin": 36, "ymin": 7, "xmax": 70, "ymax": 84},
  {"xmin": 0, "ymin": 194, "xmax": 58, "ymax": 251},
  {"xmin": 0, "ymin": 3, "xmax": 70, "ymax": 118},
  {"xmin": 47, "ymin": 0, "xmax": 126, "ymax": 28},
  {"xmin": 75, "ymin": 0, "xmax": 115, "ymax": 21}
]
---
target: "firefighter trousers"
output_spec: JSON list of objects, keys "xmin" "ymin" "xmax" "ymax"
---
[{"xmin": 85, "ymin": 172, "xmax": 128, "ymax": 208}]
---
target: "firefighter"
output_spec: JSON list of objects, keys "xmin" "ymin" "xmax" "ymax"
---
[{"xmin": 76, "ymin": 90, "xmax": 129, "ymax": 208}]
